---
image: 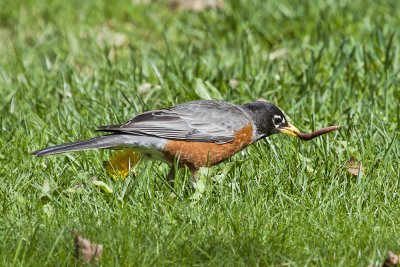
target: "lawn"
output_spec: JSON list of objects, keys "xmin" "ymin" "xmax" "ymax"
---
[{"xmin": 0, "ymin": 0, "xmax": 399, "ymax": 266}]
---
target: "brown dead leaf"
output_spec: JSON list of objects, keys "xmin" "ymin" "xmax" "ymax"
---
[
  {"xmin": 138, "ymin": 83, "xmax": 153, "ymax": 94},
  {"xmin": 132, "ymin": 0, "xmax": 152, "ymax": 4},
  {"xmin": 96, "ymin": 25, "xmax": 127, "ymax": 48},
  {"xmin": 345, "ymin": 157, "xmax": 365, "ymax": 177},
  {"xmin": 370, "ymin": 251, "xmax": 400, "ymax": 267},
  {"xmin": 383, "ymin": 251, "xmax": 399, "ymax": 267},
  {"xmin": 72, "ymin": 230, "xmax": 103, "ymax": 263},
  {"xmin": 229, "ymin": 79, "xmax": 239, "ymax": 88},
  {"xmin": 267, "ymin": 48, "xmax": 288, "ymax": 61},
  {"xmin": 170, "ymin": 0, "xmax": 224, "ymax": 11},
  {"xmin": 137, "ymin": 83, "xmax": 161, "ymax": 94}
]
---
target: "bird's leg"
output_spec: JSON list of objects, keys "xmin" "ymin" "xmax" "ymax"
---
[
  {"xmin": 189, "ymin": 169, "xmax": 198, "ymax": 189},
  {"xmin": 167, "ymin": 164, "xmax": 198, "ymax": 189},
  {"xmin": 166, "ymin": 166, "xmax": 176, "ymax": 184}
]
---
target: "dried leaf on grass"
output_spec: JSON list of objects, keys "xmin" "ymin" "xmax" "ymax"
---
[
  {"xmin": 170, "ymin": 0, "xmax": 224, "ymax": 11},
  {"xmin": 345, "ymin": 157, "xmax": 365, "ymax": 177},
  {"xmin": 133, "ymin": 0, "xmax": 224, "ymax": 10},
  {"xmin": 369, "ymin": 250, "xmax": 399, "ymax": 267},
  {"xmin": 132, "ymin": 0, "xmax": 152, "ymax": 4},
  {"xmin": 138, "ymin": 83, "xmax": 161, "ymax": 94},
  {"xmin": 96, "ymin": 25, "xmax": 127, "ymax": 48},
  {"xmin": 229, "ymin": 79, "xmax": 239, "ymax": 88},
  {"xmin": 383, "ymin": 251, "xmax": 400, "ymax": 267},
  {"xmin": 267, "ymin": 48, "xmax": 288, "ymax": 61},
  {"xmin": 72, "ymin": 230, "xmax": 103, "ymax": 263}
]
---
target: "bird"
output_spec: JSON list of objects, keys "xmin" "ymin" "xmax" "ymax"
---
[{"xmin": 32, "ymin": 100, "xmax": 300, "ymax": 185}]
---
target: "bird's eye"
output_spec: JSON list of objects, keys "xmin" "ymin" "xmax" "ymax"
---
[{"xmin": 273, "ymin": 115, "xmax": 282, "ymax": 126}]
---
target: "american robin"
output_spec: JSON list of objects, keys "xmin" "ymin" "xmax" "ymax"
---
[{"xmin": 33, "ymin": 100, "xmax": 301, "ymax": 184}]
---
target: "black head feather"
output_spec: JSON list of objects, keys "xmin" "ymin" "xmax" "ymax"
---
[{"xmin": 241, "ymin": 101, "xmax": 289, "ymax": 139}]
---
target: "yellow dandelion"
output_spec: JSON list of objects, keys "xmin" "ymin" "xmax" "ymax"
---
[{"xmin": 105, "ymin": 149, "xmax": 141, "ymax": 180}]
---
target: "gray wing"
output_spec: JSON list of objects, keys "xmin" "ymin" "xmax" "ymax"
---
[{"xmin": 97, "ymin": 100, "xmax": 252, "ymax": 144}]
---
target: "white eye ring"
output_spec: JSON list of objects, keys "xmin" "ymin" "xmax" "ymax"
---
[{"xmin": 272, "ymin": 115, "xmax": 285, "ymax": 127}]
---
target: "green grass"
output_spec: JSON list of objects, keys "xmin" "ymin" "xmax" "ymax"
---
[{"xmin": 1, "ymin": 0, "xmax": 399, "ymax": 266}]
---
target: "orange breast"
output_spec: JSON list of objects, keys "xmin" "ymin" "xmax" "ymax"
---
[{"xmin": 163, "ymin": 124, "xmax": 254, "ymax": 169}]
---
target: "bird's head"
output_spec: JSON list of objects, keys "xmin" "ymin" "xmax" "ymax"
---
[{"xmin": 242, "ymin": 101, "xmax": 300, "ymax": 139}]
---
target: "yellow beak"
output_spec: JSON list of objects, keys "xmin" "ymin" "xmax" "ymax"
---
[{"xmin": 278, "ymin": 124, "xmax": 300, "ymax": 137}]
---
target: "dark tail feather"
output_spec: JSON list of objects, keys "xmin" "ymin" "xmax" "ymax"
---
[{"xmin": 32, "ymin": 135, "xmax": 124, "ymax": 157}]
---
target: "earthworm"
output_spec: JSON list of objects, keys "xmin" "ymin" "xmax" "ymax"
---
[{"xmin": 296, "ymin": 125, "xmax": 341, "ymax": 141}]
